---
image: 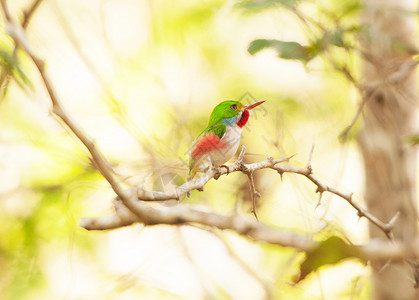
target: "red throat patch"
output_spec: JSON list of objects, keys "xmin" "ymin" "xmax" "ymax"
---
[{"xmin": 237, "ymin": 110, "xmax": 250, "ymax": 128}]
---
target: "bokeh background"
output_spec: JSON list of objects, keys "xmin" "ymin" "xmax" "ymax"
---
[{"xmin": 0, "ymin": 0, "xmax": 388, "ymax": 299}]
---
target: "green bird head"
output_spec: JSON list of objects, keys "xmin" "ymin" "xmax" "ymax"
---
[
  {"xmin": 207, "ymin": 100, "xmax": 245, "ymax": 126},
  {"xmin": 207, "ymin": 100, "xmax": 266, "ymax": 127}
]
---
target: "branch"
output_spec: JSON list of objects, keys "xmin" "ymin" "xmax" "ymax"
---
[
  {"xmin": 134, "ymin": 147, "xmax": 294, "ymax": 202},
  {"xmin": 80, "ymin": 201, "xmax": 317, "ymax": 252},
  {"xmin": 131, "ymin": 144, "xmax": 394, "ymax": 238},
  {"xmin": 79, "ymin": 202, "xmax": 419, "ymax": 261}
]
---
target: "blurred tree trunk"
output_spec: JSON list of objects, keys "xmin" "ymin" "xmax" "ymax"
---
[{"xmin": 359, "ymin": 0, "xmax": 419, "ymax": 299}]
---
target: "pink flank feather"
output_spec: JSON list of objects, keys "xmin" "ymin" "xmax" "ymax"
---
[{"xmin": 191, "ymin": 132, "xmax": 227, "ymax": 158}]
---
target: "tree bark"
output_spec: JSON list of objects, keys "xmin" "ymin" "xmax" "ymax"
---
[{"xmin": 359, "ymin": 0, "xmax": 419, "ymax": 299}]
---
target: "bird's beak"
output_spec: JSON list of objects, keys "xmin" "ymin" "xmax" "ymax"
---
[{"xmin": 244, "ymin": 100, "xmax": 266, "ymax": 110}]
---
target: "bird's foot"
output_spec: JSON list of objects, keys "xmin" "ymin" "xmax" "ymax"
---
[
  {"xmin": 220, "ymin": 165, "xmax": 230, "ymax": 175},
  {"xmin": 214, "ymin": 165, "xmax": 230, "ymax": 180}
]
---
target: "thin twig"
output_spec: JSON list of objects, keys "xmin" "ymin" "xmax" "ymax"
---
[
  {"xmin": 339, "ymin": 98, "xmax": 367, "ymax": 143},
  {"xmin": 306, "ymin": 142, "xmax": 315, "ymax": 169},
  {"xmin": 0, "ymin": 0, "xmax": 44, "ymax": 92},
  {"xmin": 21, "ymin": 0, "xmax": 43, "ymax": 29},
  {"xmin": 246, "ymin": 171, "xmax": 260, "ymax": 221}
]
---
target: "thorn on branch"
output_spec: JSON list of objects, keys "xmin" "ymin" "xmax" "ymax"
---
[
  {"xmin": 315, "ymin": 192, "xmax": 323, "ymax": 209},
  {"xmin": 240, "ymin": 163, "xmax": 249, "ymax": 173},
  {"xmin": 246, "ymin": 171, "xmax": 260, "ymax": 221},
  {"xmin": 382, "ymin": 212, "xmax": 399, "ymax": 239},
  {"xmin": 237, "ymin": 145, "xmax": 246, "ymax": 163},
  {"xmin": 385, "ymin": 230, "xmax": 394, "ymax": 241},
  {"xmin": 383, "ymin": 224, "xmax": 392, "ymax": 234},
  {"xmin": 251, "ymin": 209, "xmax": 258, "ymax": 221},
  {"xmin": 278, "ymin": 170, "xmax": 284, "ymax": 181},
  {"xmin": 388, "ymin": 211, "xmax": 400, "ymax": 228},
  {"xmin": 138, "ymin": 172, "xmax": 152, "ymax": 189},
  {"xmin": 33, "ymin": 56, "xmax": 45, "ymax": 71},
  {"xmin": 339, "ymin": 98, "xmax": 367, "ymax": 144},
  {"xmin": 306, "ymin": 143, "xmax": 315, "ymax": 169},
  {"xmin": 271, "ymin": 154, "xmax": 296, "ymax": 168}
]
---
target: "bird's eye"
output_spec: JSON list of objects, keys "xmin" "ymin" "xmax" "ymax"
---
[{"xmin": 230, "ymin": 104, "xmax": 237, "ymax": 110}]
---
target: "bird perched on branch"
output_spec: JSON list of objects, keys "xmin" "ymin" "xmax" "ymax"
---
[{"xmin": 189, "ymin": 100, "xmax": 266, "ymax": 178}]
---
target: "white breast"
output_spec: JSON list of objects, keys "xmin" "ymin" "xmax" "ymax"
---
[{"xmin": 209, "ymin": 125, "xmax": 242, "ymax": 166}]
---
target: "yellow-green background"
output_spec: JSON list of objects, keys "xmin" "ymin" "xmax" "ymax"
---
[{"xmin": 0, "ymin": 0, "xmax": 376, "ymax": 299}]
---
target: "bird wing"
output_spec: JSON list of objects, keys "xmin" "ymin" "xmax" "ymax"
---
[
  {"xmin": 207, "ymin": 123, "xmax": 226, "ymax": 139},
  {"xmin": 189, "ymin": 124, "xmax": 227, "ymax": 177},
  {"xmin": 191, "ymin": 124, "xmax": 226, "ymax": 157}
]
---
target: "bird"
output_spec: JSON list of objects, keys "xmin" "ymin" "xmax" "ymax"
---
[{"xmin": 189, "ymin": 100, "xmax": 266, "ymax": 178}]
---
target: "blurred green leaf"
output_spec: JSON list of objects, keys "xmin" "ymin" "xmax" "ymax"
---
[
  {"xmin": 325, "ymin": 26, "xmax": 361, "ymax": 49},
  {"xmin": 0, "ymin": 47, "xmax": 33, "ymax": 91},
  {"xmin": 295, "ymin": 236, "xmax": 365, "ymax": 283},
  {"xmin": 329, "ymin": 29, "xmax": 345, "ymax": 48},
  {"xmin": 248, "ymin": 39, "xmax": 313, "ymax": 62},
  {"xmin": 407, "ymin": 135, "xmax": 419, "ymax": 145}
]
